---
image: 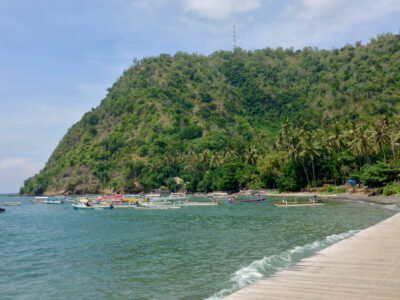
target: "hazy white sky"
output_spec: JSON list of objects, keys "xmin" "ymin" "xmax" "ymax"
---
[{"xmin": 0, "ymin": 0, "xmax": 399, "ymax": 192}]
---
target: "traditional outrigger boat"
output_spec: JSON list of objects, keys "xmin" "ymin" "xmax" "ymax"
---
[
  {"xmin": 72, "ymin": 199, "xmax": 113, "ymax": 210},
  {"xmin": 226, "ymin": 196, "xmax": 267, "ymax": 204},
  {"xmin": 134, "ymin": 202, "xmax": 182, "ymax": 210},
  {"xmin": 30, "ymin": 197, "xmax": 63, "ymax": 204},
  {"xmin": 30, "ymin": 197, "xmax": 48, "ymax": 204},
  {"xmin": 3, "ymin": 202, "xmax": 21, "ymax": 206},
  {"xmin": 274, "ymin": 198, "xmax": 323, "ymax": 207}
]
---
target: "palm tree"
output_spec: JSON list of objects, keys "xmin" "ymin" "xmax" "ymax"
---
[
  {"xmin": 286, "ymin": 133, "xmax": 311, "ymax": 187},
  {"xmin": 388, "ymin": 117, "xmax": 400, "ymax": 159},
  {"xmin": 347, "ymin": 125, "xmax": 371, "ymax": 166},
  {"xmin": 367, "ymin": 119, "xmax": 390, "ymax": 162},
  {"xmin": 244, "ymin": 147, "xmax": 258, "ymax": 165},
  {"xmin": 199, "ymin": 150, "xmax": 211, "ymax": 173},
  {"xmin": 326, "ymin": 122, "xmax": 345, "ymax": 154},
  {"xmin": 277, "ymin": 118, "xmax": 291, "ymax": 150},
  {"xmin": 298, "ymin": 135, "xmax": 321, "ymax": 187},
  {"xmin": 209, "ymin": 151, "xmax": 222, "ymax": 168},
  {"xmin": 389, "ymin": 131, "xmax": 400, "ymax": 159},
  {"xmin": 222, "ymin": 146, "xmax": 238, "ymax": 163}
]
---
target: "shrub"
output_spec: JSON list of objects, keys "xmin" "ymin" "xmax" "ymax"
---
[
  {"xmin": 360, "ymin": 162, "xmax": 399, "ymax": 187},
  {"xmin": 382, "ymin": 183, "xmax": 400, "ymax": 196}
]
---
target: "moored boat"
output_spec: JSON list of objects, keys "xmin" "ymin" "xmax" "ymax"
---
[
  {"xmin": 274, "ymin": 198, "xmax": 323, "ymax": 207},
  {"xmin": 30, "ymin": 197, "xmax": 63, "ymax": 204},
  {"xmin": 72, "ymin": 199, "xmax": 113, "ymax": 210},
  {"xmin": 30, "ymin": 197, "xmax": 49, "ymax": 204},
  {"xmin": 0, "ymin": 207, "xmax": 5, "ymax": 213},
  {"xmin": 46, "ymin": 198, "xmax": 64, "ymax": 204},
  {"xmin": 134, "ymin": 205, "xmax": 182, "ymax": 210},
  {"xmin": 226, "ymin": 197, "xmax": 267, "ymax": 204},
  {"xmin": 4, "ymin": 202, "xmax": 22, "ymax": 206}
]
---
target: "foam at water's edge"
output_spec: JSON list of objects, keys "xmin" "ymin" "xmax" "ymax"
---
[{"xmin": 206, "ymin": 229, "xmax": 358, "ymax": 300}]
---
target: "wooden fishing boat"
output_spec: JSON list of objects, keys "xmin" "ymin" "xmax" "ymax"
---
[
  {"xmin": 4, "ymin": 202, "xmax": 21, "ymax": 206},
  {"xmin": 72, "ymin": 202, "xmax": 114, "ymax": 210},
  {"xmin": 226, "ymin": 197, "xmax": 267, "ymax": 204},
  {"xmin": 134, "ymin": 205, "xmax": 182, "ymax": 210},
  {"xmin": 46, "ymin": 198, "xmax": 64, "ymax": 204},
  {"xmin": 30, "ymin": 197, "xmax": 63, "ymax": 204},
  {"xmin": 274, "ymin": 200, "xmax": 324, "ymax": 207},
  {"xmin": 30, "ymin": 197, "xmax": 49, "ymax": 204}
]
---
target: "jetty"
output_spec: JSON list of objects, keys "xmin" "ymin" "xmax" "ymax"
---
[{"xmin": 225, "ymin": 212, "xmax": 400, "ymax": 300}]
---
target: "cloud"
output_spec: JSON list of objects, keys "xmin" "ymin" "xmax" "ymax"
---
[
  {"xmin": 248, "ymin": 0, "xmax": 400, "ymax": 49},
  {"xmin": 294, "ymin": 0, "xmax": 400, "ymax": 24},
  {"xmin": 182, "ymin": 0, "xmax": 261, "ymax": 20}
]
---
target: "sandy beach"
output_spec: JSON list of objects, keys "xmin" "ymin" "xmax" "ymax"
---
[{"xmin": 263, "ymin": 191, "xmax": 400, "ymax": 206}]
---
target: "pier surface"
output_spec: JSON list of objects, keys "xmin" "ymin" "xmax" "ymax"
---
[{"xmin": 226, "ymin": 212, "xmax": 400, "ymax": 300}]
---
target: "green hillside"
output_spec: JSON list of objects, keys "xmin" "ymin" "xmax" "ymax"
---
[{"xmin": 21, "ymin": 33, "xmax": 400, "ymax": 195}]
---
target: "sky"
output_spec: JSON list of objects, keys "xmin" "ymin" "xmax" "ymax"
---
[{"xmin": 0, "ymin": 0, "xmax": 399, "ymax": 193}]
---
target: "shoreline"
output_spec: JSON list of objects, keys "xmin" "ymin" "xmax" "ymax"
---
[
  {"xmin": 15, "ymin": 191, "xmax": 400, "ymax": 206},
  {"xmin": 262, "ymin": 191, "xmax": 400, "ymax": 206}
]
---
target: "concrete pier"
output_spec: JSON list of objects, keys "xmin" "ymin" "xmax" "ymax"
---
[{"xmin": 225, "ymin": 212, "xmax": 400, "ymax": 300}]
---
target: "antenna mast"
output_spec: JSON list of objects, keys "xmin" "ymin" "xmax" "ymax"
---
[{"xmin": 233, "ymin": 25, "xmax": 237, "ymax": 50}]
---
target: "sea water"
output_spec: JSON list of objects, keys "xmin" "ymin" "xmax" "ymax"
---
[{"xmin": 0, "ymin": 195, "xmax": 396, "ymax": 300}]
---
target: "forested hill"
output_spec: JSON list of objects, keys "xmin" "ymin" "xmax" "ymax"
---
[{"xmin": 21, "ymin": 33, "xmax": 400, "ymax": 195}]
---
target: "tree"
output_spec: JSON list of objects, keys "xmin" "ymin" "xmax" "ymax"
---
[
  {"xmin": 367, "ymin": 119, "xmax": 390, "ymax": 162},
  {"xmin": 347, "ymin": 125, "xmax": 371, "ymax": 166}
]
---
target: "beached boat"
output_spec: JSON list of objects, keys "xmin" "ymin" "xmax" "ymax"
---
[
  {"xmin": 274, "ymin": 200, "xmax": 323, "ymax": 207},
  {"xmin": 208, "ymin": 192, "xmax": 229, "ymax": 198},
  {"xmin": 146, "ymin": 193, "xmax": 162, "ymax": 198},
  {"xmin": 3, "ymin": 202, "xmax": 21, "ymax": 206}
]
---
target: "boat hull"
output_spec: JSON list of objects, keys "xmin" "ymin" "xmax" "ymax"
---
[
  {"xmin": 4, "ymin": 202, "xmax": 21, "ymax": 206},
  {"xmin": 72, "ymin": 204, "xmax": 114, "ymax": 210},
  {"xmin": 227, "ymin": 198, "xmax": 267, "ymax": 204},
  {"xmin": 30, "ymin": 200, "xmax": 63, "ymax": 204}
]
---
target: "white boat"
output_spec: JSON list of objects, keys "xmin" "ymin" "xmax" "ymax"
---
[
  {"xmin": 3, "ymin": 202, "xmax": 21, "ymax": 206},
  {"xmin": 134, "ymin": 205, "xmax": 182, "ymax": 210},
  {"xmin": 207, "ymin": 192, "xmax": 230, "ymax": 200},
  {"xmin": 72, "ymin": 199, "xmax": 113, "ymax": 210},
  {"xmin": 30, "ymin": 197, "xmax": 63, "ymax": 204},
  {"xmin": 136, "ymin": 201, "xmax": 182, "ymax": 210}
]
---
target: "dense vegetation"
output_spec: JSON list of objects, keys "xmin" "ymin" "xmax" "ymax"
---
[{"xmin": 21, "ymin": 33, "xmax": 400, "ymax": 195}]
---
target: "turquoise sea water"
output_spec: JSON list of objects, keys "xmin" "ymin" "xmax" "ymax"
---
[{"xmin": 0, "ymin": 196, "xmax": 396, "ymax": 300}]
